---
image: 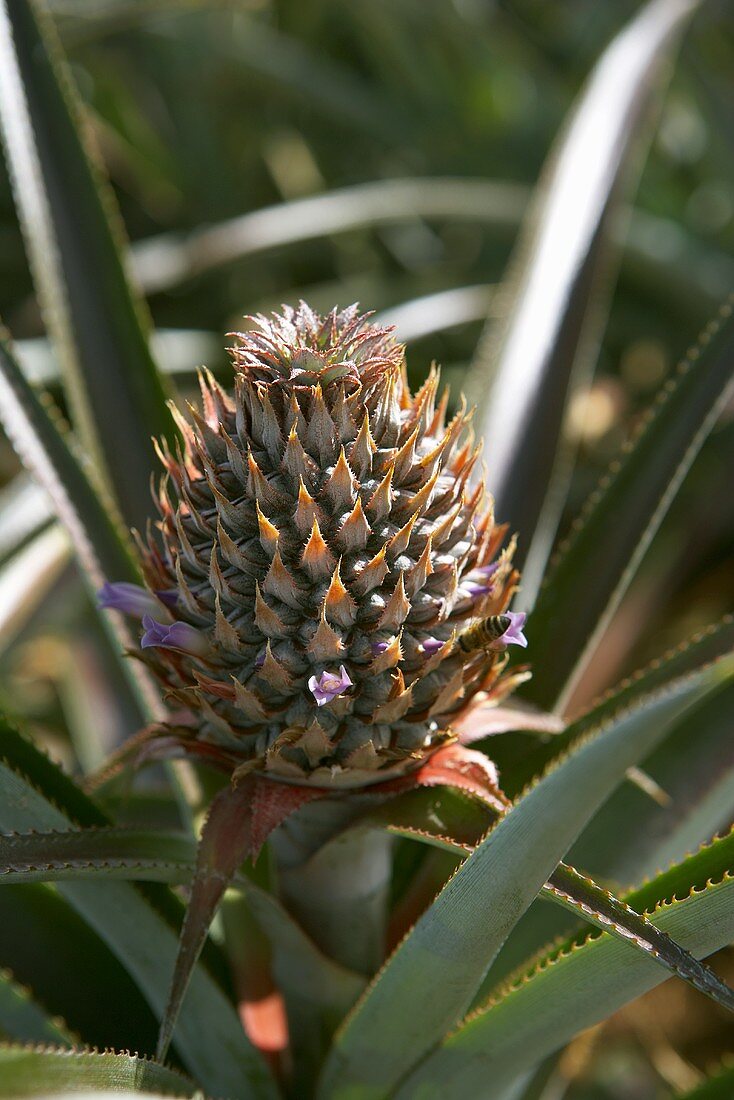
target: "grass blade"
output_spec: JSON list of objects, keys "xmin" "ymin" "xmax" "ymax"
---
[
  {"xmin": 0, "ymin": 0, "xmax": 176, "ymax": 531},
  {"xmin": 317, "ymin": 657, "xmax": 731, "ymax": 1099},
  {"xmin": 526, "ymin": 296, "xmax": 734, "ymax": 712},
  {"xmin": 471, "ymin": 0, "xmax": 700, "ymax": 589}
]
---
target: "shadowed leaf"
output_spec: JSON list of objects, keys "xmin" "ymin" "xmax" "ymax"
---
[
  {"xmin": 0, "ymin": 970, "xmax": 74, "ymax": 1047},
  {"xmin": 509, "ymin": 615, "xmax": 734, "ymax": 796},
  {"xmin": 526, "ymin": 299, "xmax": 734, "ymax": 711},
  {"xmin": 0, "ymin": 0, "xmax": 176, "ymax": 530},
  {"xmin": 0, "ymin": 714, "xmax": 276, "ymax": 1098}
]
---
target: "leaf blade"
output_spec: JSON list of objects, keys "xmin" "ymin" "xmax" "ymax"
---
[
  {"xmin": 0, "ymin": 0, "xmax": 176, "ymax": 530},
  {"xmin": 526, "ymin": 297, "xmax": 734, "ymax": 711},
  {"xmin": 317, "ymin": 658, "xmax": 731, "ymax": 1099},
  {"xmin": 396, "ymin": 832, "xmax": 734, "ymax": 1099},
  {"xmin": 0, "ymin": 715, "xmax": 276, "ymax": 1099},
  {"xmin": 470, "ymin": 0, "xmax": 701, "ymax": 588},
  {"xmin": 0, "ymin": 1045, "xmax": 196, "ymax": 1098}
]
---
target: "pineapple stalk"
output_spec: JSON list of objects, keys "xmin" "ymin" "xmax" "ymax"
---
[{"xmin": 270, "ymin": 798, "xmax": 391, "ymax": 975}]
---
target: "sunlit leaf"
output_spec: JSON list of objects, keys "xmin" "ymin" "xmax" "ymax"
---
[
  {"xmin": 0, "ymin": 1044, "xmax": 196, "ymax": 1098},
  {"xmin": 471, "ymin": 0, "xmax": 701, "ymax": 592},
  {"xmin": 396, "ymin": 831, "xmax": 734, "ymax": 1099},
  {"xmin": 317, "ymin": 659, "xmax": 729, "ymax": 1098}
]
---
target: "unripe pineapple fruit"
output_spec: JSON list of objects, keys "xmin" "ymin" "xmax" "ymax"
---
[{"xmin": 105, "ymin": 304, "xmax": 525, "ymax": 787}]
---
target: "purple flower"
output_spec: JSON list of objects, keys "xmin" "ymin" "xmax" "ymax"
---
[
  {"xmin": 156, "ymin": 589, "xmax": 179, "ymax": 609},
  {"xmin": 371, "ymin": 641, "xmax": 390, "ymax": 655},
  {"xmin": 473, "ymin": 562, "xmax": 499, "ymax": 579},
  {"xmin": 98, "ymin": 581, "xmax": 177, "ymax": 618},
  {"xmin": 495, "ymin": 611, "xmax": 528, "ymax": 649},
  {"xmin": 98, "ymin": 581, "xmax": 161, "ymax": 619},
  {"xmin": 308, "ymin": 665, "xmax": 353, "ymax": 706},
  {"xmin": 462, "ymin": 580, "xmax": 490, "ymax": 598},
  {"xmin": 422, "ymin": 637, "xmax": 445, "ymax": 655},
  {"xmin": 140, "ymin": 615, "xmax": 210, "ymax": 657}
]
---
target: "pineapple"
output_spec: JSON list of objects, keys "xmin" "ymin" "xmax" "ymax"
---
[{"xmin": 102, "ymin": 303, "xmax": 526, "ymax": 788}]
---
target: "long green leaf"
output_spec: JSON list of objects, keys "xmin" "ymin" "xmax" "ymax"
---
[
  {"xmin": 0, "ymin": 715, "xmax": 276, "ymax": 1099},
  {"xmin": 0, "ymin": 330, "xmax": 162, "ymax": 719},
  {"xmin": 0, "ymin": 331, "xmax": 138, "ymax": 589},
  {"xmin": 0, "ymin": 970, "xmax": 74, "ymax": 1046},
  {"xmin": 396, "ymin": 832, "xmax": 734, "ymax": 1099},
  {"xmin": 507, "ymin": 615, "xmax": 734, "ymax": 797},
  {"xmin": 474, "ymin": 626, "xmax": 734, "ymax": 993},
  {"xmin": 0, "ymin": 1045, "xmax": 196, "ymax": 1097},
  {"xmin": 131, "ymin": 177, "xmax": 527, "ymax": 294},
  {"xmin": 471, "ymin": 0, "xmax": 700, "ymax": 590},
  {"xmin": 570, "ymin": 677, "xmax": 734, "ymax": 886},
  {"xmin": 348, "ymin": 788, "xmax": 734, "ymax": 1015},
  {"xmin": 0, "ymin": 0, "xmax": 176, "ymax": 531},
  {"xmin": 0, "ymin": 525, "xmax": 71, "ymax": 656},
  {"xmin": 317, "ymin": 658, "xmax": 731, "ymax": 1099},
  {"xmin": 526, "ymin": 296, "xmax": 734, "ymax": 711},
  {"xmin": 129, "ymin": 175, "xmax": 734, "ymax": 309},
  {"xmin": 0, "ymin": 824, "xmax": 364, "ymax": 1000},
  {"xmin": 0, "ymin": 473, "xmax": 52, "ymax": 567},
  {"xmin": 0, "ymin": 882, "xmax": 159, "ymax": 1053}
]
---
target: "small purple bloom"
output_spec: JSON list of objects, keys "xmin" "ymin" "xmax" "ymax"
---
[
  {"xmin": 422, "ymin": 637, "xmax": 445, "ymax": 655},
  {"xmin": 98, "ymin": 581, "xmax": 161, "ymax": 619},
  {"xmin": 141, "ymin": 615, "xmax": 210, "ymax": 657},
  {"xmin": 308, "ymin": 665, "xmax": 353, "ymax": 706},
  {"xmin": 371, "ymin": 641, "xmax": 390, "ymax": 655},
  {"xmin": 254, "ymin": 649, "xmax": 266, "ymax": 669},
  {"xmin": 462, "ymin": 580, "xmax": 490, "ymax": 598},
  {"xmin": 155, "ymin": 589, "xmax": 179, "ymax": 609},
  {"xmin": 495, "ymin": 611, "xmax": 528, "ymax": 649},
  {"xmin": 474, "ymin": 562, "xmax": 499, "ymax": 579}
]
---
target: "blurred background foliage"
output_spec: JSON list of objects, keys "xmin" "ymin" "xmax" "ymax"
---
[{"xmin": 0, "ymin": 2, "xmax": 732, "ymax": 1095}]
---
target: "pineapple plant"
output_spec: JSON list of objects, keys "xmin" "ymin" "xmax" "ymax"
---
[
  {"xmin": 116, "ymin": 302, "xmax": 524, "ymax": 787},
  {"xmin": 0, "ymin": 0, "xmax": 732, "ymax": 1098}
]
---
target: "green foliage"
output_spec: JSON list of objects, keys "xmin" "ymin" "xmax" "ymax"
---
[{"xmin": 0, "ymin": 1, "xmax": 732, "ymax": 1098}]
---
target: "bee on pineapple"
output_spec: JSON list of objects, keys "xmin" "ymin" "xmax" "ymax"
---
[{"xmin": 457, "ymin": 614, "xmax": 511, "ymax": 654}]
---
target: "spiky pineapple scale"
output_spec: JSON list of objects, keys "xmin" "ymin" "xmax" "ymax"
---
[{"xmin": 141, "ymin": 304, "xmax": 518, "ymax": 787}]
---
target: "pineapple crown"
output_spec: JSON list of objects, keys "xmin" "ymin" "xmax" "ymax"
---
[{"xmin": 101, "ymin": 303, "xmax": 526, "ymax": 788}]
